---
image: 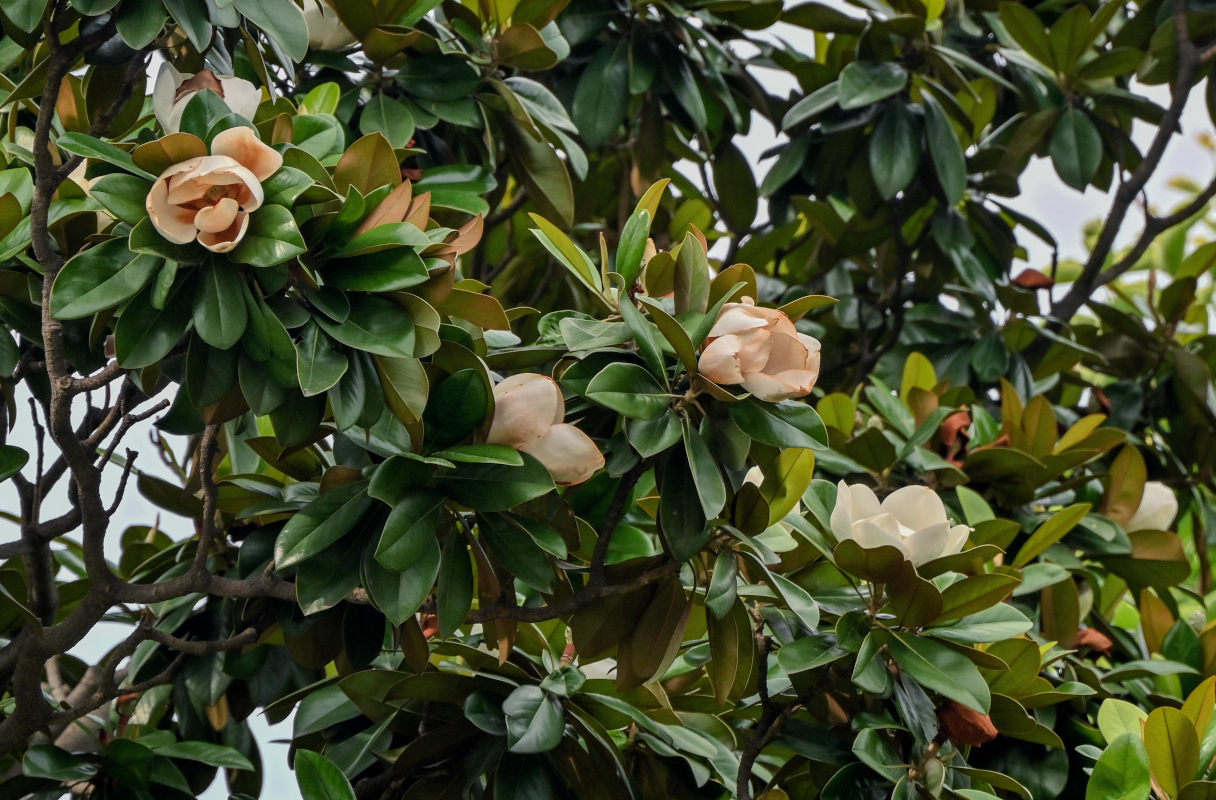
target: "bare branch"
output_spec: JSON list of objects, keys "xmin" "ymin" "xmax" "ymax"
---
[{"xmin": 1050, "ymin": 0, "xmax": 1202, "ymax": 323}]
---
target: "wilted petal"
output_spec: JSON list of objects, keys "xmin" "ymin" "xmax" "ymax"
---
[
  {"xmin": 211, "ymin": 127, "xmax": 283, "ymax": 182},
  {"xmin": 218, "ymin": 76, "xmax": 263, "ymax": 121},
  {"xmin": 902, "ymin": 522, "xmax": 951, "ymax": 566},
  {"xmin": 830, "ymin": 481, "xmax": 882, "ymax": 543},
  {"xmin": 881, "ymin": 485, "xmax": 949, "ymax": 533},
  {"xmin": 487, "ymin": 373, "xmax": 564, "ymax": 448},
  {"xmin": 852, "ymin": 515, "xmax": 907, "ymax": 554},
  {"xmin": 198, "ymin": 211, "xmax": 249, "ymax": 252},
  {"xmin": 524, "ymin": 423, "xmax": 604, "ymax": 486},
  {"xmin": 194, "ymin": 197, "xmax": 240, "ymax": 233},
  {"xmin": 1126, "ymin": 481, "xmax": 1178, "ymax": 532}
]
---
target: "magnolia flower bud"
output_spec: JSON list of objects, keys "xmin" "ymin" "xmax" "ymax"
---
[
  {"xmin": 1125, "ymin": 481, "xmax": 1178, "ymax": 532},
  {"xmin": 146, "ymin": 127, "xmax": 282, "ymax": 253},
  {"xmin": 153, "ymin": 64, "xmax": 262, "ymax": 135},
  {"xmin": 830, "ymin": 481, "xmax": 969, "ymax": 566},
  {"xmin": 486, "ymin": 374, "xmax": 604, "ymax": 486},
  {"xmin": 698, "ymin": 297, "xmax": 821, "ymax": 402},
  {"xmin": 302, "ymin": 0, "xmax": 358, "ymax": 50}
]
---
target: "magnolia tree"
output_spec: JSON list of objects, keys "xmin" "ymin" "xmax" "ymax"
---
[{"xmin": 3, "ymin": 1, "xmax": 1216, "ymax": 799}]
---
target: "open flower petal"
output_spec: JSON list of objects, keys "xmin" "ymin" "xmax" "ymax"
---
[
  {"xmin": 902, "ymin": 522, "xmax": 951, "ymax": 566},
  {"xmin": 486, "ymin": 374, "xmax": 564, "ymax": 449},
  {"xmin": 198, "ymin": 212, "xmax": 249, "ymax": 253},
  {"xmin": 852, "ymin": 515, "xmax": 907, "ymax": 554},
  {"xmin": 212, "ymin": 126, "xmax": 283, "ymax": 182},
  {"xmin": 831, "ymin": 481, "xmax": 970, "ymax": 568},
  {"xmin": 1126, "ymin": 481, "xmax": 1178, "ymax": 531},
  {"xmin": 523, "ymin": 423, "xmax": 604, "ymax": 486},
  {"xmin": 194, "ymin": 197, "xmax": 240, "ymax": 233},
  {"xmin": 830, "ymin": 481, "xmax": 882, "ymax": 542},
  {"xmin": 881, "ymin": 486, "xmax": 950, "ymax": 533}
]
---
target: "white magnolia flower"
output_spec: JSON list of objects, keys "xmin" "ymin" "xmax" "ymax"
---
[
  {"xmin": 698, "ymin": 297, "xmax": 822, "ymax": 402},
  {"xmin": 486, "ymin": 374, "xmax": 604, "ymax": 486},
  {"xmin": 830, "ymin": 481, "xmax": 970, "ymax": 566},
  {"xmin": 302, "ymin": 0, "xmax": 358, "ymax": 50},
  {"xmin": 1125, "ymin": 481, "xmax": 1178, "ymax": 531},
  {"xmin": 145, "ymin": 127, "xmax": 282, "ymax": 253},
  {"xmin": 153, "ymin": 63, "xmax": 262, "ymax": 135}
]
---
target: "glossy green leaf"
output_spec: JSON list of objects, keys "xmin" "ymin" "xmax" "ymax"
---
[
  {"xmin": 193, "ymin": 262, "xmax": 248, "ymax": 350},
  {"xmin": 275, "ymin": 483, "xmax": 372, "ymax": 570},
  {"xmin": 294, "ymin": 749, "xmax": 356, "ymax": 800},
  {"xmin": 1050, "ymin": 108, "xmax": 1102, "ymax": 191},
  {"xmin": 585, "ymin": 362, "xmax": 670, "ymax": 420},
  {"xmin": 888, "ymin": 630, "xmax": 990, "ymax": 713},
  {"xmin": 923, "ymin": 95, "xmax": 966, "ymax": 205},
  {"xmin": 869, "ymin": 102, "xmax": 921, "ymax": 200},
  {"xmin": 1086, "ymin": 732, "xmax": 1151, "ymax": 800},
  {"xmin": 1144, "ymin": 707, "xmax": 1199, "ymax": 798},
  {"xmin": 375, "ymin": 491, "xmax": 444, "ymax": 571},
  {"xmin": 51, "ymin": 239, "xmax": 160, "ymax": 319},
  {"xmin": 838, "ymin": 61, "xmax": 907, "ymax": 109},
  {"xmin": 729, "ymin": 398, "xmax": 827, "ymax": 449},
  {"xmin": 572, "ymin": 42, "xmax": 629, "ymax": 149},
  {"xmin": 316, "ymin": 295, "xmax": 415, "ymax": 358},
  {"xmin": 229, "ymin": 205, "xmax": 307, "ymax": 267},
  {"xmin": 502, "ymin": 685, "xmax": 564, "ymax": 754}
]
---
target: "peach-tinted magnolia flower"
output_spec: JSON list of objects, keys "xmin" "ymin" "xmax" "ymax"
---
[
  {"xmin": 698, "ymin": 298, "xmax": 821, "ymax": 401},
  {"xmin": 145, "ymin": 127, "xmax": 282, "ymax": 253},
  {"xmin": 153, "ymin": 64, "xmax": 262, "ymax": 135},
  {"xmin": 1125, "ymin": 481, "xmax": 1178, "ymax": 532},
  {"xmin": 831, "ymin": 481, "xmax": 970, "ymax": 566},
  {"xmin": 486, "ymin": 374, "xmax": 604, "ymax": 486},
  {"xmin": 303, "ymin": 0, "xmax": 357, "ymax": 50}
]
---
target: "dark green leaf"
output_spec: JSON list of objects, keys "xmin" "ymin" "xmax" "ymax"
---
[
  {"xmin": 838, "ymin": 61, "xmax": 907, "ymax": 109},
  {"xmin": 375, "ymin": 491, "xmax": 444, "ymax": 572},
  {"xmin": 1050, "ymin": 108, "xmax": 1102, "ymax": 191},
  {"xmin": 888, "ymin": 630, "xmax": 990, "ymax": 713},
  {"xmin": 729, "ymin": 398, "xmax": 827, "ymax": 449},
  {"xmin": 502, "ymin": 685, "xmax": 564, "ymax": 754},
  {"xmin": 193, "ymin": 262, "xmax": 248, "ymax": 350},
  {"xmin": 585, "ymin": 362, "xmax": 670, "ymax": 420},
  {"xmin": 275, "ymin": 483, "xmax": 372, "ymax": 569},
  {"xmin": 51, "ymin": 239, "xmax": 160, "ymax": 319},
  {"xmin": 923, "ymin": 96, "xmax": 966, "ymax": 205},
  {"xmin": 234, "ymin": 0, "xmax": 309, "ymax": 61},
  {"xmin": 294, "ymin": 749, "xmax": 356, "ymax": 800},
  {"xmin": 296, "ymin": 320, "xmax": 349, "ymax": 396},
  {"xmin": 869, "ymin": 103, "xmax": 921, "ymax": 200},
  {"xmin": 572, "ymin": 42, "xmax": 629, "ymax": 149},
  {"xmin": 229, "ymin": 205, "xmax": 307, "ymax": 267}
]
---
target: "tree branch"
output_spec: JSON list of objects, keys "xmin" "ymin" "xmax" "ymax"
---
[{"xmin": 1050, "ymin": 0, "xmax": 1201, "ymax": 323}]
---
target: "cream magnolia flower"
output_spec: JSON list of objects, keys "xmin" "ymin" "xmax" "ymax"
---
[
  {"xmin": 830, "ymin": 481, "xmax": 970, "ymax": 566},
  {"xmin": 486, "ymin": 374, "xmax": 604, "ymax": 486},
  {"xmin": 698, "ymin": 298, "xmax": 822, "ymax": 402},
  {"xmin": 153, "ymin": 63, "xmax": 262, "ymax": 135},
  {"xmin": 303, "ymin": 0, "xmax": 358, "ymax": 50},
  {"xmin": 145, "ymin": 127, "xmax": 283, "ymax": 253},
  {"xmin": 1125, "ymin": 481, "xmax": 1178, "ymax": 531}
]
